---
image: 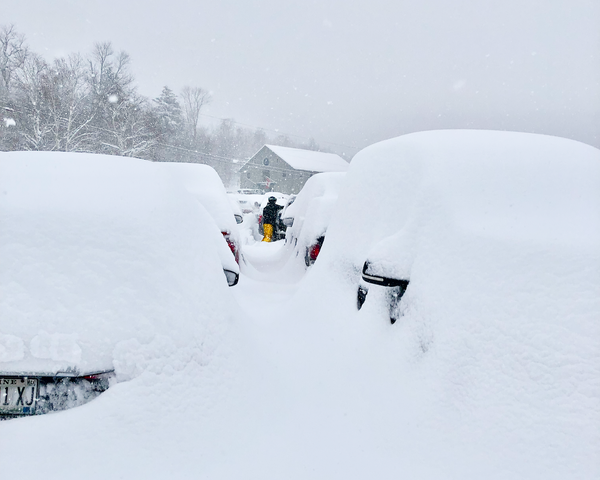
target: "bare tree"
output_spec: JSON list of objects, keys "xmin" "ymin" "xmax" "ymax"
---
[
  {"xmin": 86, "ymin": 42, "xmax": 154, "ymax": 156},
  {"xmin": 87, "ymin": 42, "xmax": 132, "ymax": 102},
  {"xmin": 0, "ymin": 24, "xmax": 28, "ymax": 98},
  {"xmin": 13, "ymin": 53, "xmax": 52, "ymax": 150},
  {"xmin": 180, "ymin": 86, "xmax": 211, "ymax": 145},
  {"xmin": 45, "ymin": 54, "xmax": 96, "ymax": 151},
  {"xmin": 0, "ymin": 25, "xmax": 28, "ymax": 149},
  {"xmin": 100, "ymin": 94, "xmax": 156, "ymax": 157}
]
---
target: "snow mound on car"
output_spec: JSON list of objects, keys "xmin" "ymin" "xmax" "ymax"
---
[
  {"xmin": 160, "ymin": 162, "xmax": 238, "ymax": 233},
  {"xmin": 297, "ymin": 130, "xmax": 600, "ymax": 478},
  {"xmin": 0, "ymin": 152, "xmax": 235, "ymax": 377}
]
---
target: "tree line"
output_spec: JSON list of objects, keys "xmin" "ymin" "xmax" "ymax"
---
[{"xmin": 0, "ymin": 25, "xmax": 323, "ymax": 186}]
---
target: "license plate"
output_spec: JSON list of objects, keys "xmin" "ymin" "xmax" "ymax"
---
[{"xmin": 0, "ymin": 378, "xmax": 38, "ymax": 415}]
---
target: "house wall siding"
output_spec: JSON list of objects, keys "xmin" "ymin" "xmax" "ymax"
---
[{"xmin": 239, "ymin": 146, "xmax": 315, "ymax": 194}]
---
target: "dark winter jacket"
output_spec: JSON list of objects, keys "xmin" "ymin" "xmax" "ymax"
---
[{"xmin": 262, "ymin": 202, "xmax": 282, "ymax": 225}]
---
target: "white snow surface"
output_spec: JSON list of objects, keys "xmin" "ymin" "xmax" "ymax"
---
[
  {"xmin": 0, "ymin": 152, "xmax": 236, "ymax": 376},
  {"xmin": 1, "ymin": 131, "xmax": 599, "ymax": 480},
  {"xmin": 265, "ymin": 144, "xmax": 349, "ymax": 172},
  {"xmin": 162, "ymin": 161, "xmax": 239, "ymax": 234}
]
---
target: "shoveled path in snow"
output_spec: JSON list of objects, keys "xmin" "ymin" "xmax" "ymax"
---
[
  {"xmin": 234, "ymin": 240, "xmax": 300, "ymax": 318},
  {"xmin": 224, "ymin": 240, "xmax": 449, "ymax": 479}
]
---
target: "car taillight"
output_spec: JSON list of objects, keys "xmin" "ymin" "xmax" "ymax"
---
[
  {"xmin": 222, "ymin": 231, "xmax": 239, "ymax": 264},
  {"xmin": 82, "ymin": 370, "xmax": 114, "ymax": 381},
  {"xmin": 306, "ymin": 236, "xmax": 325, "ymax": 267},
  {"xmin": 308, "ymin": 243, "xmax": 321, "ymax": 261}
]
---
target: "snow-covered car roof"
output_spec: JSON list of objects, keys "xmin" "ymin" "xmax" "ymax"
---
[
  {"xmin": 283, "ymin": 172, "xmax": 346, "ymax": 246},
  {"xmin": 159, "ymin": 162, "xmax": 238, "ymax": 234},
  {"xmin": 229, "ymin": 192, "xmax": 264, "ymax": 213},
  {"xmin": 237, "ymin": 188, "xmax": 264, "ymax": 195},
  {"xmin": 324, "ymin": 129, "xmax": 600, "ymax": 270},
  {"xmin": 0, "ymin": 152, "xmax": 238, "ymax": 377}
]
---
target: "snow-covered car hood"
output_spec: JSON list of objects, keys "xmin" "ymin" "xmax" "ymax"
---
[{"xmin": 0, "ymin": 152, "xmax": 237, "ymax": 378}]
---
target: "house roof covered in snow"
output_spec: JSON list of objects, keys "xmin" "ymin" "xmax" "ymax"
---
[{"xmin": 262, "ymin": 145, "xmax": 349, "ymax": 173}]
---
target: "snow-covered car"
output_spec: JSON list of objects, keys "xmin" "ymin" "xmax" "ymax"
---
[
  {"xmin": 0, "ymin": 152, "xmax": 240, "ymax": 417},
  {"xmin": 315, "ymin": 130, "xmax": 600, "ymax": 325},
  {"xmin": 161, "ymin": 163, "xmax": 243, "ymax": 264},
  {"xmin": 226, "ymin": 192, "xmax": 245, "ymax": 226},
  {"xmin": 294, "ymin": 130, "xmax": 600, "ymax": 475},
  {"xmin": 281, "ymin": 172, "xmax": 345, "ymax": 267},
  {"xmin": 230, "ymin": 192, "xmax": 263, "ymax": 215},
  {"xmin": 237, "ymin": 188, "xmax": 264, "ymax": 195}
]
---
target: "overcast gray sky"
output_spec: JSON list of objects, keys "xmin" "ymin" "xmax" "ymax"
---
[{"xmin": 4, "ymin": 0, "xmax": 599, "ymax": 155}]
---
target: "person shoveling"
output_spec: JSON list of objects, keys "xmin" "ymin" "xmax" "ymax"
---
[{"xmin": 261, "ymin": 196, "xmax": 283, "ymax": 242}]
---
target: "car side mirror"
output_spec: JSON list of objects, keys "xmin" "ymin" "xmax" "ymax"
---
[
  {"xmin": 282, "ymin": 217, "xmax": 294, "ymax": 227},
  {"xmin": 361, "ymin": 261, "xmax": 409, "ymax": 288},
  {"xmin": 223, "ymin": 269, "xmax": 239, "ymax": 287},
  {"xmin": 234, "ymin": 214, "xmax": 243, "ymax": 224}
]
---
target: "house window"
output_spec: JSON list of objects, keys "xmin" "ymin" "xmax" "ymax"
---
[
  {"xmin": 247, "ymin": 171, "xmax": 251, "ymax": 178},
  {"xmin": 263, "ymin": 158, "xmax": 270, "ymax": 166},
  {"xmin": 282, "ymin": 172, "xmax": 287, "ymax": 178}
]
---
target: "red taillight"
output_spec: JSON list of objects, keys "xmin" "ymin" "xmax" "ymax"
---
[
  {"xmin": 309, "ymin": 243, "xmax": 321, "ymax": 261},
  {"xmin": 222, "ymin": 231, "xmax": 239, "ymax": 264}
]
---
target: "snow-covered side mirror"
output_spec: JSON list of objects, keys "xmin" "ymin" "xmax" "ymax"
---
[
  {"xmin": 282, "ymin": 217, "xmax": 294, "ymax": 227},
  {"xmin": 223, "ymin": 269, "xmax": 239, "ymax": 287},
  {"xmin": 361, "ymin": 261, "xmax": 409, "ymax": 288},
  {"xmin": 234, "ymin": 214, "xmax": 243, "ymax": 224}
]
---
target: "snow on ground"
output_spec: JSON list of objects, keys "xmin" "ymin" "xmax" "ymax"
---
[{"xmin": 1, "ymin": 132, "xmax": 599, "ymax": 479}]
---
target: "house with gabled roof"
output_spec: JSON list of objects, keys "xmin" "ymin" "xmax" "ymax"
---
[{"xmin": 238, "ymin": 145, "xmax": 349, "ymax": 194}]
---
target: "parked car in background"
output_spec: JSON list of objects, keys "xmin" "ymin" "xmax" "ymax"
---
[
  {"xmin": 237, "ymin": 188, "xmax": 265, "ymax": 195},
  {"xmin": 0, "ymin": 152, "xmax": 239, "ymax": 417},
  {"xmin": 281, "ymin": 172, "xmax": 346, "ymax": 267},
  {"xmin": 162, "ymin": 163, "xmax": 243, "ymax": 264},
  {"xmin": 229, "ymin": 191, "xmax": 264, "ymax": 215}
]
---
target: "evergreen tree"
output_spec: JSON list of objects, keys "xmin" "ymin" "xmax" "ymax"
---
[{"xmin": 152, "ymin": 86, "xmax": 183, "ymax": 143}]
